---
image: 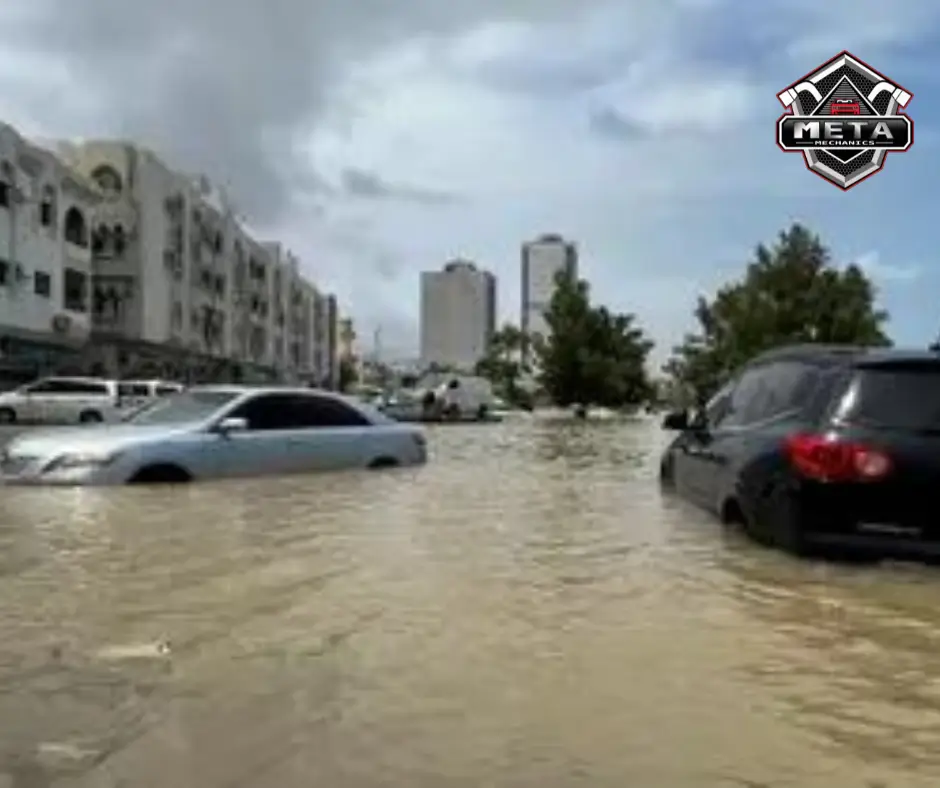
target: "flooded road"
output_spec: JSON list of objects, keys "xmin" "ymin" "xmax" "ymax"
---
[{"xmin": 2, "ymin": 415, "xmax": 940, "ymax": 786}]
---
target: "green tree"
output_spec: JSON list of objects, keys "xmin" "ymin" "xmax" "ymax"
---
[
  {"xmin": 665, "ymin": 223, "xmax": 891, "ymax": 403},
  {"xmin": 338, "ymin": 356, "xmax": 359, "ymax": 392},
  {"xmin": 475, "ymin": 323, "xmax": 523, "ymax": 393},
  {"xmin": 537, "ymin": 269, "xmax": 654, "ymax": 408}
]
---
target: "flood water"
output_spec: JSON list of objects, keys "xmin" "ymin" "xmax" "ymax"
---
[{"xmin": 2, "ymin": 415, "xmax": 940, "ymax": 786}]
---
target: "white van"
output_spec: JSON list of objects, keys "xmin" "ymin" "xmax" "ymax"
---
[
  {"xmin": 429, "ymin": 375, "xmax": 495, "ymax": 421},
  {"xmin": 117, "ymin": 379, "xmax": 184, "ymax": 409},
  {"xmin": 0, "ymin": 376, "xmax": 121, "ymax": 425}
]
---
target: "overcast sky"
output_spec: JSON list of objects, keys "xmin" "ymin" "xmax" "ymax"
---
[{"xmin": 1, "ymin": 0, "xmax": 938, "ymax": 364}]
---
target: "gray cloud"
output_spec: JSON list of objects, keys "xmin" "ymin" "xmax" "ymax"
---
[
  {"xmin": 7, "ymin": 0, "xmax": 605, "ymax": 227},
  {"xmin": 339, "ymin": 166, "xmax": 459, "ymax": 204},
  {"xmin": 587, "ymin": 106, "xmax": 650, "ymax": 141}
]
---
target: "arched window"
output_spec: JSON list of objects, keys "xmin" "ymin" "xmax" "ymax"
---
[
  {"xmin": 90, "ymin": 165, "xmax": 123, "ymax": 195},
  {"xmin": 64, "ymin": 206, "xmax": 88, "ymax": 247}
]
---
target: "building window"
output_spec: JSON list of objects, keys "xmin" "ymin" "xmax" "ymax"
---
[
  {"xmin": 92, "ymin": 225, "xmax": 110, "ymax": 255},
  {"xmin": 63, "ymin": 206, "xmax": 88, "ymax": 248},
  {"xmin": 34, "ymin": 271, "xmax": 51, "ymax": 297},
  {"xmin": 0, "ymin": 259, "xmax": 8, "ymax": 285},
  {"xmin": 63, "ymin": 267, "xmax": 88, "ymax": 312},
  {"xmin": 113, "ymin": 224, "xmax": 126, "ymax": 255},
  {"xmin": 0, "ymin": 161, "xmax": 12, "ymax": 209},
  {"xmin": 39, "ymin": 185, "xmax": 55, "ymax": 228}
]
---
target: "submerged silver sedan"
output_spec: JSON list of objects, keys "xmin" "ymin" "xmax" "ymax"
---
[{"xmin": 0, "ymin": 386, "xmax": 427, "ymax": 485}]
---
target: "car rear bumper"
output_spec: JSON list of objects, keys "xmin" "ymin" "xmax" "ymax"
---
[
  {"xmin": 767, "ymin": 481, "xmax": 940, "ymax": 559},
  {"xmin": 805, "ymin": 531, "xmax": 940, "ymax": 559}
]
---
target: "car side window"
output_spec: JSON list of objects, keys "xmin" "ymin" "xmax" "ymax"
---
[
  {"xmin": 228, "ymin": 393, "xmax": 302, "ymax": 430},
  {"xmin": 703, "ymin": 381, "xmax": 735, "ymax": 427},
  {"xmin": 724, "ymin": 361, "xmax": 820, "ymax": 427},
  {"xmin": 28, "ymin": 379, "xmax": 83, "ymax": 394},
  {"xmin": 56, "ymin": 380, "xmax": 110, "ymax": 395},
  {"xmin": 119, "ymin": 383, "xmax": 150, "ymax": 397},
  {"xmin": 289, "ymin": 395, "xmax": 371, "ymax": 428},
  {"xmin": 23, "ymin": 379, "xmax": 57, "ymax": 394}
]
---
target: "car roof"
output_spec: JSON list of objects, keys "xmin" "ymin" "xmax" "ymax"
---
[
  {"xmin": 750, "ymin": 344, "xmax": 940, "ymax": 367},
  {"xmin": 41, "ymin": 375, "xmax": 116, "ymax": 384},
  {"xmin": 188, "ymin": 384, "xmax": 350, "ymax": 400}
]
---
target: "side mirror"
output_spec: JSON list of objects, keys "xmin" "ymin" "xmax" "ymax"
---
[
  {"xmin": 661, "ymin": 410, "xmax": 688, "ymax": 431},
  {"xmin": 688, "ymin": 410, "xmax": 708, "ymax": 432},
  {"xmin": 214, "ymin": 416, "xmax": 247, "ymax": 435}
]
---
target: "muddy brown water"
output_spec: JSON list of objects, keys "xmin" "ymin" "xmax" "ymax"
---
[{"xmin": 1, "ymin": 416, "xmax": 940, "ymax": 786}]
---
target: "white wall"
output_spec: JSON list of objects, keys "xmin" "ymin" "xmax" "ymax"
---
[
  {"xmin": 0, "ymin": 123, "xmax": 98, "ymax": 346},
  {"xmin": 53, "ymin": 134, "xmax": 335, "ymax": 378},
  {"xmin": 521, "ymin": 236, "xmax": 577, "ymax": 340},
  {"xmin": 420, "ymin": 261, "xmax": 495, "ymax": 370}
]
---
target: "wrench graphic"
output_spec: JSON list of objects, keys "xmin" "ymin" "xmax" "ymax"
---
[
  {"xmin": 777, "ymin": 82, "xmax": 822, "ymax": 109},
  {"xmin": 778, "ymin": 79, "xmax": 911, "ymax": 110},
  {"xmin": 867, "ymin": 80, "xmax": 912, "ymax": 107}
]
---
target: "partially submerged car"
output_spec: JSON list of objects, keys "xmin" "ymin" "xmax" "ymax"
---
[{"xmin": 0, "ymin": 385, "xmax": 427, "ymax": 485}]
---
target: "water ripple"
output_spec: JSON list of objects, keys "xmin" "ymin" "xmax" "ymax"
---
[{"xmin": 0, "ymin": 417, "xmax": 939, "ymax": 786}]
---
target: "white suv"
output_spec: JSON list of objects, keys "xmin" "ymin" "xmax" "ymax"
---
[{"xmin": 0, "ymin": 376, "xmax": 120, "ymax": 425}]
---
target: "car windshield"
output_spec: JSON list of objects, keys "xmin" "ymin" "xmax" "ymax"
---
[{"xmin": 126, "ymin": 390, "xmax": 239, "ymax": 425}]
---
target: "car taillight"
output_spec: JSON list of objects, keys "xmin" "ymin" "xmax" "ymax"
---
[{"xmin": 784, "ymin": 433, "xmax": 891, "ymax": 483}]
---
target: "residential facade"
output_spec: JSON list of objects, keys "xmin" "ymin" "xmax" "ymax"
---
[
  {"xmin": 420, "ymin": 259, "xmax": 496, "ymax": 371},
  {"xmin": 0, "ymin": 122, "xmax": 101, "ymax": 381},
  {"xmin": 47, "ymin": 137, "xmax": 340, "ymax": 383},
  {"xmin": 520, "ymin": 233, "xmax": 578, "ymax": 347}
]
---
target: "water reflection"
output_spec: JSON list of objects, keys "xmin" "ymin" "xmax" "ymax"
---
[{"xmin": 0, "ymin": 417, "xmax": 938, "ymax": 785}]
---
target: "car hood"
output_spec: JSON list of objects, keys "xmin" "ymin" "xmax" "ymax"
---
[{"xmin": 4, "ymin": 424, "xmax": 197, "ymax": 456}]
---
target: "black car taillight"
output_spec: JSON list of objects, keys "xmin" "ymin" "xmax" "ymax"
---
[{"xmin": 784, "ymin": 433, "xmax": 891, "ymax": 483}]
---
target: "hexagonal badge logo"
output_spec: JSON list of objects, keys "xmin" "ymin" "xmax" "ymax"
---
[{"xmin": 777, "ymin": 51, "xmax": 913, "ymax": 189}]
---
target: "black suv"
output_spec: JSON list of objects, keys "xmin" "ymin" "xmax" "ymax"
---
[{"xmin": 659, "ymin": 344, "xmax": 940, "ymax": 559}]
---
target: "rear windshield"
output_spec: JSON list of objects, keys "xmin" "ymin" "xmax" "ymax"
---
[
  {"xmin": 834, "ymin": 365, "xmax": 940, "ymax": 430},
  {"xmin": 127, "ymin": 390, "xmax": 238, "ymax": 425}
]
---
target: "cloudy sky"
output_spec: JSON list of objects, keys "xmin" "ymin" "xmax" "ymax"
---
[{"xmin": 1, "ymin": 0, "xmax": 937, "ymax": 364}]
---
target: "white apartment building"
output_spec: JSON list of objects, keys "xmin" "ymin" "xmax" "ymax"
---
[
  {"xmin": 420, "ymin": 259, "xmax": 496, "ymax": 371},
  {"xmin": 55, "ymin": 139, "xmax": 337, "ymax": 382},
  {"xmin": 520, "ymin": 233, "xmax": 578, "ymax": 344},
  {"xmin": 0, "ymin": 122, "xmax": 101, "ymax": 377}
]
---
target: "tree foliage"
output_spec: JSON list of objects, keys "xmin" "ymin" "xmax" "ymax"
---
[
  {"xmin": 537, "ymin": 269, "xmax": 654, "ymax": 407},
  {"xmin": 664, "ymin": 224, "xmax": 891, "ymax": 404},
  {"xmin": 337, "ymin": 356, "xmax": 359, "ymax": 392},
  {"xmin": 475, "ymin": 323, "xmax": 530, "ymax": 407}
]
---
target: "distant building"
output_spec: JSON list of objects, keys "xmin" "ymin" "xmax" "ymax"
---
[
  {"xmin": 420, "ymin": 259, "xmax": 496, "ymax": 371},
  {"xmin": 520, "ymin": 233, "xmax": 577, "ymax": 353}
]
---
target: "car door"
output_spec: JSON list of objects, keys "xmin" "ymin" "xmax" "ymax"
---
[
  {"xmin": 674, "ymin": 381, "xmax": 735, "ymax": 508},
  {"xmin": 43, "ymin": 379, "xmax": 109, "ymax": 423},
  {"xmin": 207, "ymin": 393, "xmax": 310, "ymax": 478},
  {"xmin": 13, "ymin": 379, "xmax": 56, "ymax": 422},
  {"xmin": 698, "ymin": 360, "xmax": 823, "ymax": 513},
  {"xmin": 286, "ymin": 393, "xmax": 372, "ymax": 471}
]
